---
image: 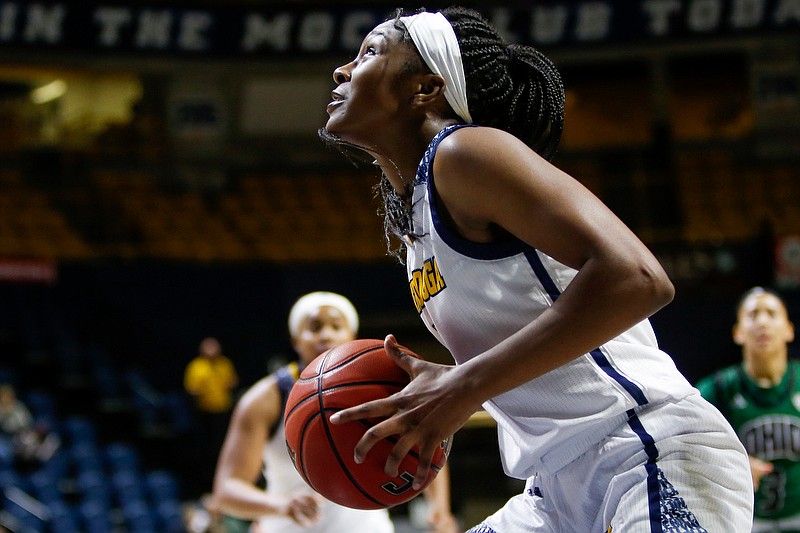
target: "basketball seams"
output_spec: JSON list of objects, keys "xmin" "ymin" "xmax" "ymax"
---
[
  {"xmin": 294, "ymin": 343, "xmax": 384, "ymax": 383},
  {"xmin": 320, "ymin": 381, "xmax": 407, "ymax": 393},
  {"xmin": 294, "ymin": 410, "xmax": 317, "ymax": 486},
  {"xmin": 317, "ymin": 408, "xmax": 390, "ymax": 509},
  {"xmin": 322, "ymin": 345, "xmax": 385, "ymax": 374},
  {"xmin": 282, "ymin": 392, "xmax": 317, "ymax": 420},
  {"xmin": 284, "ymin": 339, "xmax": 446, "ymax": 509},
  {"xmin": 314, "ymin": 343, "xmax": 389, "ymax": 508}
]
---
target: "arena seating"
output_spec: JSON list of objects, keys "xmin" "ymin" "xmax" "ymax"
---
[
  {"xmin": 2, "ymin": 157, "xmax": 799, "ymax": 265},
  {"xmin": 0, "ymin": 284, "xmax": 186, "ymax": 533}
]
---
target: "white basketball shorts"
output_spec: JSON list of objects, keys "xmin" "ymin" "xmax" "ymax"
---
[{"xmin": 467, "ymin": 393, "xmax": 753, "ymax": 532}]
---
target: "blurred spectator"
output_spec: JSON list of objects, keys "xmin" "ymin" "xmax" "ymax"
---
[
  {"xmin": 184, "ymin": 337, "xmax": 239, "ymax": 492},
  {"xmin": 13, "ymin": 421, "xmax": 60, "ymax": 473},
  {"xmin": 0, "ymin": 383, "xmax": 32, "ymax": 468},
  {"xmin": 0, "ymin": 383, "xmax": 32, "ymax": 436},
  {"xmin": 184, "ymin": 337, "xmax": 239, "ymax": 432}
]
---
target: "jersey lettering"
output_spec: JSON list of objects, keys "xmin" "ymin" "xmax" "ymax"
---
[
  {"xmin": 381, "ymin": 471, "xmax": 415, "ymax": 495},
  {"xmin": 409, "ymin": 256, "xmax": 446, "ymax": 313},
  {"xmin": 757, "ymin": 467, "xmax": 787, "ymax": 516},
  {"xmin": 741, "ymin": 415, "xmax": 800, "ymax": 461}
]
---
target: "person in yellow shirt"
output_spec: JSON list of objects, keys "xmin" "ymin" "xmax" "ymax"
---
[
  {"xmin": 184, "ymin": 336, "xmax": 239, "ymax": 494},
  {"xmin": 185, "ymin": 337, "xmax": 239, "ymax": 413}
]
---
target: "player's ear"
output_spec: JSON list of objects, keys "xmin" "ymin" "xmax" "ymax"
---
[
  {"xmin": 732, "ymin": 324, "xmax": 745, "ymax": 346},
  {"xmin": 411, "ymin": 73, "xmax": 446, "ymax": 106}
]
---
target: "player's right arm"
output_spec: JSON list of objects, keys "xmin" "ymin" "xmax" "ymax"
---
[
  {"xmin": 334, "ymin": 127, "xmax": 674, "ymax": 488},
  {"xmin": 210, "ymin": 376, "xmax": 320, "ymax": 525},
  {"xmin": 749, "ymin": 455, "xmax": 774, "ymax": 491}
]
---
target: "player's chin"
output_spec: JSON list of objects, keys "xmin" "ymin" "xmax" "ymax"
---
[
  {"xmin": 323, "ymin": 114, "xmax": 346, "ymax": 137},
  {"xmin": 318, "ymin": 125, "xmax": 340, "ymax": 146},
  {"xmin": 325, "ymin": 104, "xmax": 357, "ymax": 134},
  {"xmin": 315, "ymin": 343, "xmax": 335, "ymax": 355},
  {"xmin": 319, "ymin": 123, "xmax": 356, "ymax": 149}
]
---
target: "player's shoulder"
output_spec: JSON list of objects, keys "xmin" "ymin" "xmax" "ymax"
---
[
  {"xmin": 434, "ymin": 126, "xmax": 534, "ymax": 193},
  {"xmin": 696, "ymin": 365, "xmax": 740, "ymax": 391},
  {"xmin": 717, "ymin": 364, "xmax": 741, "ymax": 380},
  {"xmin": 435, "ymin": 124, "xmax": 550, "ymax": 180},
  {"xmin": 235, "ymin": 375, "xmax": 280, "ymax": 416},
  {"xmin": 436, "ymin": 125, "xmax": 522, "ymax": 160}
]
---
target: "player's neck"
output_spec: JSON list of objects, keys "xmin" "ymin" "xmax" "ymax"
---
[{"xmin": 744, "ymin": 355, "xmax": 788, "ymax": 387}]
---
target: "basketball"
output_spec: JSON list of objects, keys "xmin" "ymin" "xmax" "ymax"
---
[{"xmin": 283, "ymin": 338, "xmax": 451, "ymax": 510}]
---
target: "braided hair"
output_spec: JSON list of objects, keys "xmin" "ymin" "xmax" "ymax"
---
[
  {"xmin": 440, "ymin": 6, "xmax": 565, "ymax": 160},
  {"xmin": 379, "ymin": 7, "xmax": 566, "ymax": 259},
  {"xmin": 323, "ymin": 6, "xmax": 566, "ymax": 260}
]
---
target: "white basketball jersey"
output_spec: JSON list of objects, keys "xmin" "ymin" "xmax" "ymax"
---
[
  {"xmin": 258, "ymin": 367, "xmax": 394, "ymax": 533},
  {"xmin": 404, "ymin": 125, "xmax": 697, "ymax": 478}
]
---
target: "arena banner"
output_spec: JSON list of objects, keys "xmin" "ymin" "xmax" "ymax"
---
[
  {"xmin": 0, "ymin": 257, "xmax": 57, "ymax": 284},
  {"xmin": 0, "ymin": 1, "xmax": 798, "ymax": 58}
]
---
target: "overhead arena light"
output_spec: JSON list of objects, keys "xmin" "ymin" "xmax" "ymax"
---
[{"xmin": 30, "ymin": 79, "xmax": 67, "ymax": 104}]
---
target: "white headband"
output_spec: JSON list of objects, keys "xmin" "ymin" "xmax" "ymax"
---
[
  {"xmin": 288, "ymin": 291, "xmax": 359, "ymax": 339},
  {"xmin": 399, "ymin": 12, "xmax": 473, "ymax": 124}
]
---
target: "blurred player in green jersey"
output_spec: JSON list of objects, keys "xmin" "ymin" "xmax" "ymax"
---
[{"xmin": 697, "ymin": 287, "xmax": 799, "ymax": 532}]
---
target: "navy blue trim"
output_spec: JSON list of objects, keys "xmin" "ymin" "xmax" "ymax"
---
[
  {"xmin": 422, "ymin": 124, "xmax": 531, "ymax": 260},
  {"xmin": 465, "ymin": 526, "xmax": 499, "ymax": 533},
  {"xmin": 525, "ymin": 252, "xmax": 650, "ymax": 407},
  {"xmin": 525, "ymin": 249, "xmax": 561, "ymax": 302},
  {"xmin": 271, "ymin": 363, "xmax": 298, "ymax": 437},
  {"xmin": 275, "ymin": 364, "xmax": 297, "ymax": 401},
  {"xmin": 422, "ymin": 124, "xmax": 651, "ymax": 407},
  {"xmin": 415, "ymin": 124, "xmax": 475, "ymax": 186},
  {"xmin": 591, "ymin": 349, "xmax": 649, "ymax": 406},
  {"xmin": 627, "ymin": 411, "xmax": 662, "ymax": 533}
]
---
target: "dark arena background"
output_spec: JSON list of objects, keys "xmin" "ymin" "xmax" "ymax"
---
[{"xmin": 0, "ymin": 1, "xmax": 798, "ymax": 531}]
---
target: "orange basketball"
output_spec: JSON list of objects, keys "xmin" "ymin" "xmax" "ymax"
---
[{"xmin": 283, "ymin": 338, "xmax": 451, "ymax": 510}]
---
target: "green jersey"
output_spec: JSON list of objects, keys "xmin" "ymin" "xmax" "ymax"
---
[{"xmin": 696, "ymin": 361, "xmax": 800, "ymax": 521}]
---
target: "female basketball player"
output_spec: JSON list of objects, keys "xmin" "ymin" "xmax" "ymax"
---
[
  {"xmin": 696, "ymin": 287, "xmax": 800, "ymax": 532},
  {"xmin": 210, "ymin": 291, "xmax": 457, "ymax": 533},
  {"xmin": 322, "ymin": 7, "xmax": 754, "ymax": 532}
]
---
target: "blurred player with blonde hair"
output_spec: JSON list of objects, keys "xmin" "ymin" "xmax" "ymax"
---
[{"xmin": 211, "ymin": 291, "xmax": 457, "ymax": 532}]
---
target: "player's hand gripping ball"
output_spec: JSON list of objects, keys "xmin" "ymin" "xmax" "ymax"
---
[{"xmin": 284, "ymin": 339, "xmax": 451, "ymax": 509}]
